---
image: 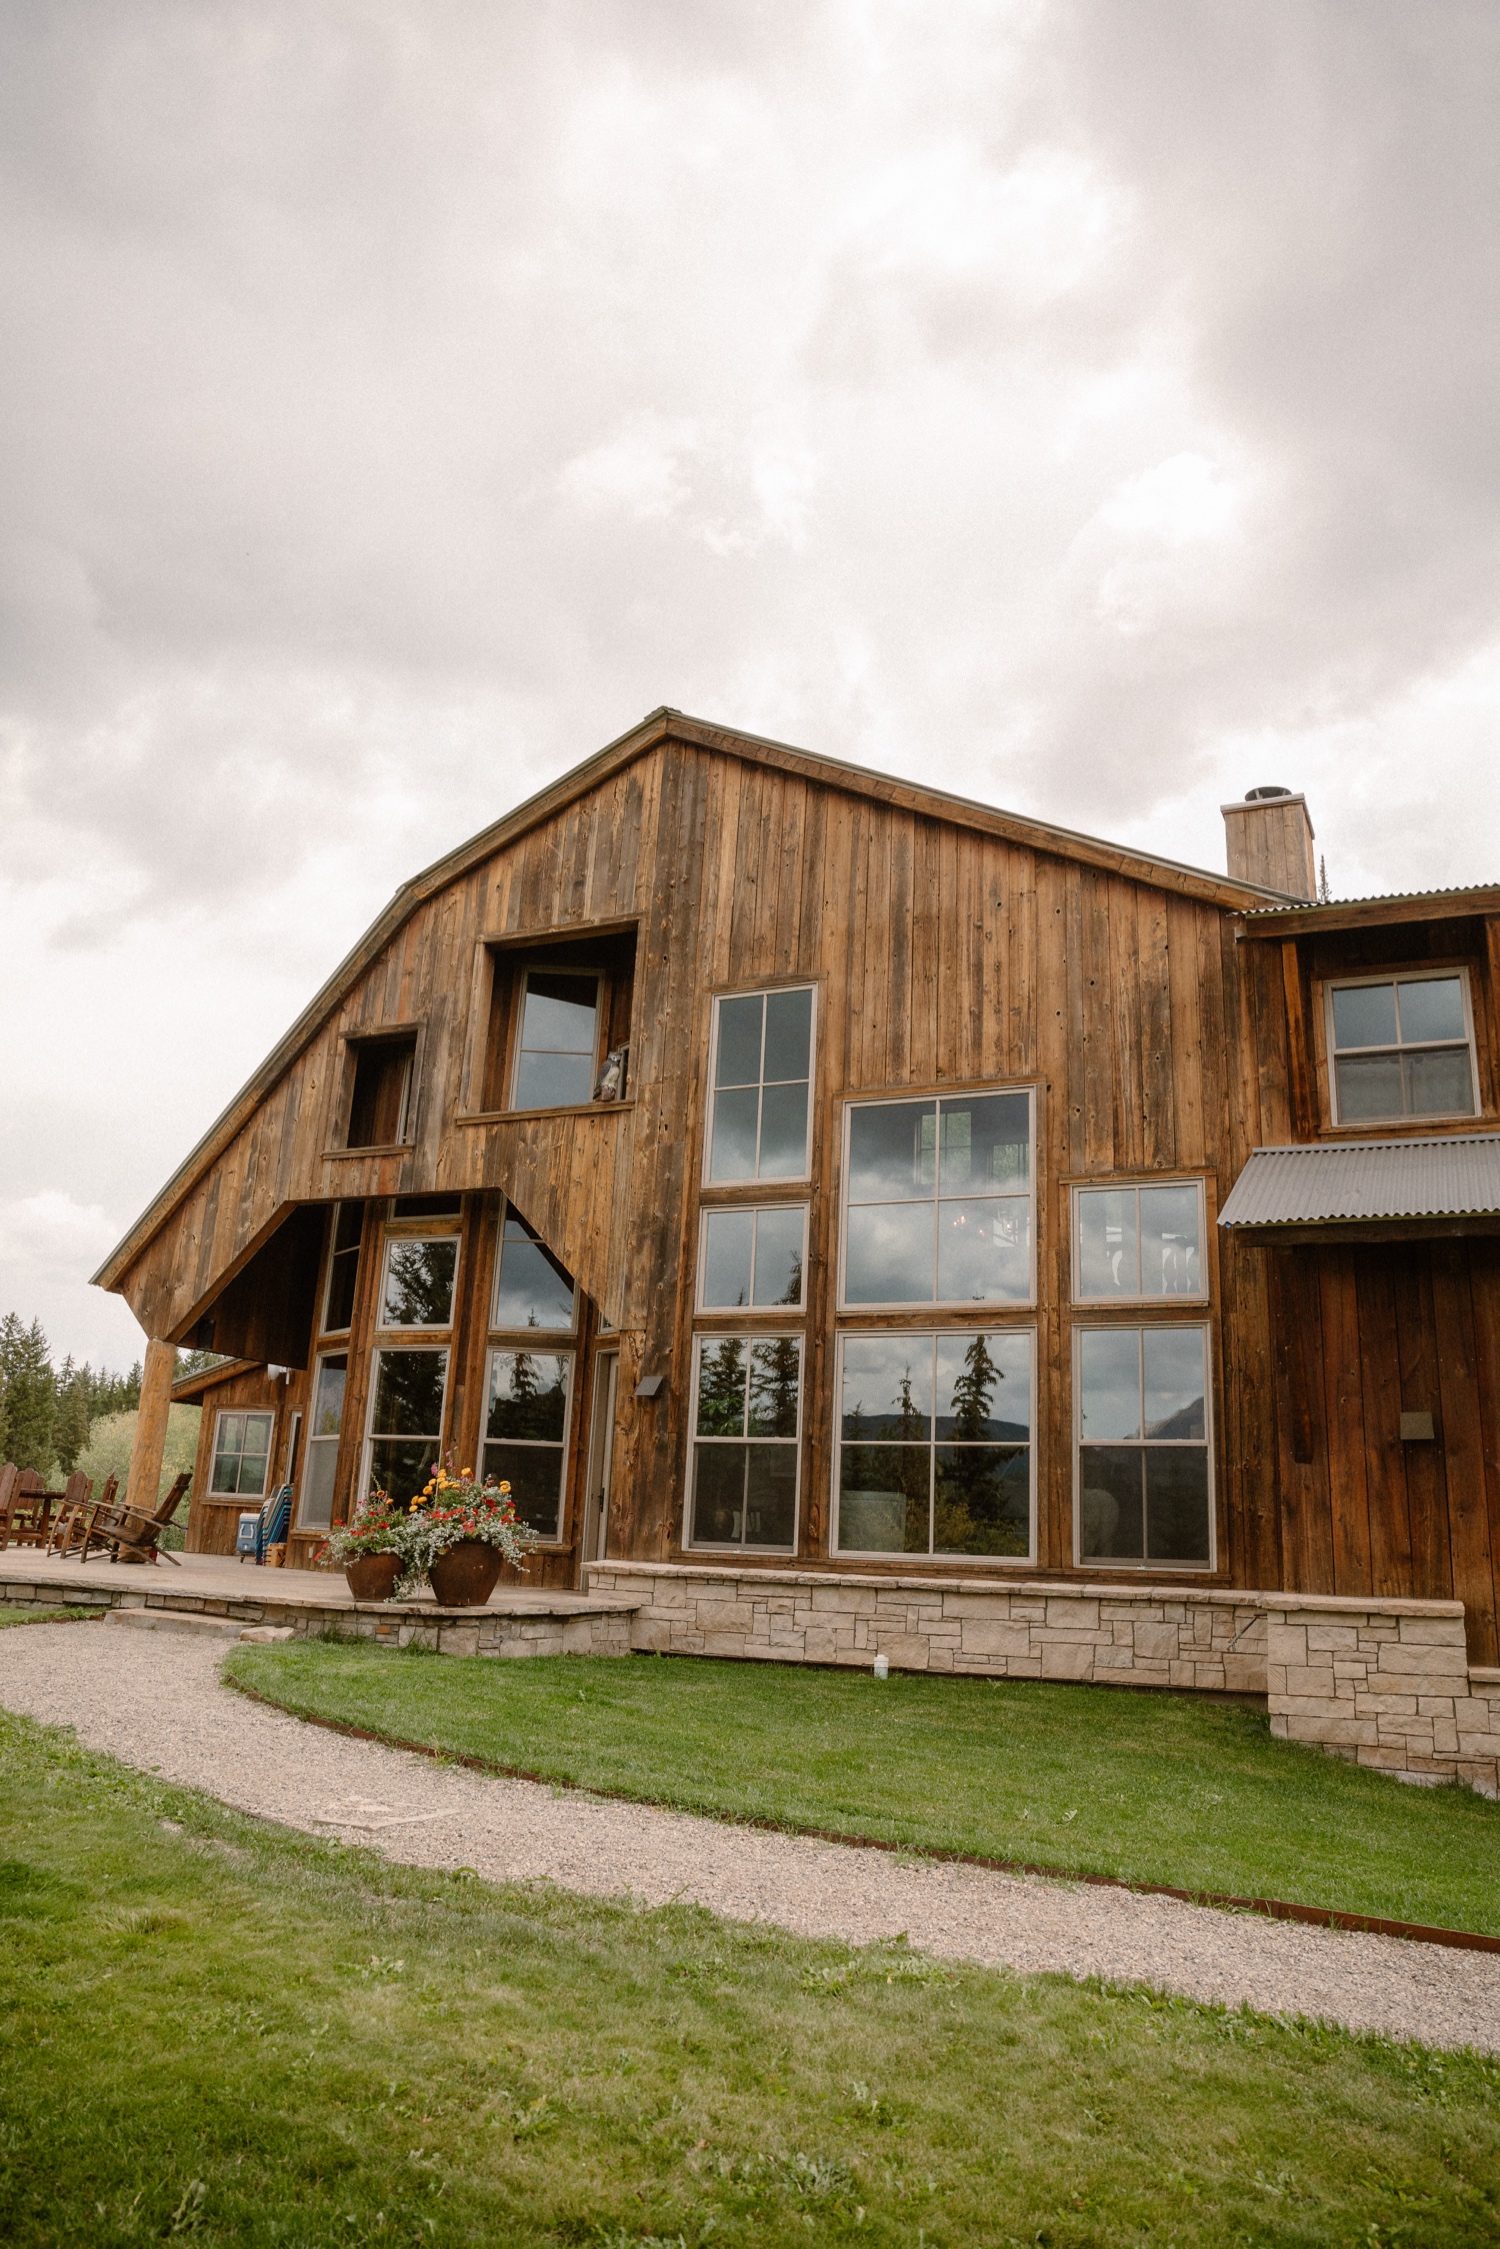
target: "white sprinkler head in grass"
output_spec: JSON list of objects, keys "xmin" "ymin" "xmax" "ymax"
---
[{"xmin": 873, "ymin": 1653, "xmax": 890, "ymax": 1680}]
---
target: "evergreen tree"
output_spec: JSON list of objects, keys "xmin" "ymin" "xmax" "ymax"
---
[
  {"xmin": 949, "ymin": 1332, "xmax": 1001, "ymax": 1443},
  {"xmin": 1, "ymin": 1317, "xmax": 57, "ymax": 1475},
  {"xmin": 53, "ymin": 1359, "xmax": 91, "ymax": 1475}
]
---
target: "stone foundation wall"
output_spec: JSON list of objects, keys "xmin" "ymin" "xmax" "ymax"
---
[{"xmin": 588, "ymin": 1562, "xmax": 1500, "ymax": 1794}]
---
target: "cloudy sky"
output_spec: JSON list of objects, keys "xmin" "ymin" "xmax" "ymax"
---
[{"xmin": 4, "ymin": 0, "xmax": 1500, "ymax": 1366}]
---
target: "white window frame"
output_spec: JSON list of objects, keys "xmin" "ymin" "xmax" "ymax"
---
[
  {"xmin": 296, "ymin": 1354, "xmax": 348, "ymax": 1533},
  {"xmin": 695, "ymin": 1202, "xmax": 809, "ymax": 1313},
  {"xmin": 702, "ymin": 983, "xmax": 818, "ymax": 1187},
  {"xmin": 837, "ymin": 1086, "xmax": 1037, "ymax": 1312},
  {"xmin": 320, "ymin": 1201, "xmax": 365, "ymax": 1337},
  {"xmin": 831, "ymin": 1327, "xmax": 1037, "ymax": 1565},
  {"xmin": 360, "ymin": 1344, "xmax": 450, "ymax": 1505},
  {"xmin": 684, "ymin": 1330, "xmax": 804, "ymax": 1554},
  {"xmin": 1071, "ymin": 1178, "xmax": 1209, "ymax": 1306},
  {"xmin": 1072, "ymin": 1321, "xmax": 1216, "ymax": 1573},
  {"xmin": 510, "ymin": 967, "xmax": 603, "ymax": 1113},
  {"xmin": 375, "ymin": 1226, "xmax": 462, "ymax": 1333},
  {"xmin": 479, "ymin": 1343, "xmax": 576, "ymax": 1547},
  {"xmin": 208, "ymin": 1407, "xmax": 277, "ymax": 1500},
  {"xmin": 1324, "ymin": 967, "xmax": 1479, "ymax": 1127}
]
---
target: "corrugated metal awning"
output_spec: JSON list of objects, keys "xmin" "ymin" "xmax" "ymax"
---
[{"xmin": 1219, "ymin": 1135, "xmax": 1500, "ymax": 1239}]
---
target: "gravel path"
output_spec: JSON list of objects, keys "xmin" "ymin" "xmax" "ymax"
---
[{"xmin": 2, "ymin": 1619, "xmax": 1497, "ymax": 2055}]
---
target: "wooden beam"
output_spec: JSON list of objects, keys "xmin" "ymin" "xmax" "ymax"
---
[
  {"xmin": 1281, "ymin": 939, "xmax": 1314, "ymax": 1140},
  {"xmin": 123, "ymin": 1339, "xmax": 178, "ymax": 1538},
  {"xmin": 1237, "ymin": 888, "xmax": 1500, "ymax": 941}
]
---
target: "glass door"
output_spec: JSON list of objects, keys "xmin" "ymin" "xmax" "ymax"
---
[{"xmin": 580, "ymin": 1351, "xmax": 619, "ymax": 1582}]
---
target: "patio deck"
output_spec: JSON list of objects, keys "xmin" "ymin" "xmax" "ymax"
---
[{"xmin": 0, "ymin": 1547, "xmax": 640, "ymax": 1659}]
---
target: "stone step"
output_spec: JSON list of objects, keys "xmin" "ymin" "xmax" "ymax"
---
[{"xmin": 105, "ymin": 1608, "xmax": 243, "ymax": 1640}]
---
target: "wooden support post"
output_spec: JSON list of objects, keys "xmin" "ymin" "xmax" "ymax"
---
[
  {"xmin": 124, "ymin": 1339, "xmax": 177, "ymax": 1529},
  {"xmin": 1281, "ymin": 938, "xmax": 1314, "ymax": 1140}
]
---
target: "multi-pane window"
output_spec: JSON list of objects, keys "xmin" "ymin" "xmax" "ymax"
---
[
  {"xmin": 698, "ymin": 1205, "xmax": 806, "ymax": 1310},
  {"xmin": 841, "ymin": 1091, "xmax": 1032, "ymax": 1307},
  {"xmin": 1328, "ymin": 973, "xmax": 1476, "ymax": 1124},
  {"xmin": 688, "ymin": 1334, "xmax": 801, "ymax": 1550},
  {"xmin": 379, "ymin": 1233, "xmax": 459, "ymax": 1329},
  {"xmin": 299, "ymin": 1355, "xmax": 347, "ymax": 1530},
  {"xmin": 322, "ymin": 1203, "xmax": 364, "ymax": 1333},
  {"xmin": 1074, "ymin": 1182, "xmax": 1205, "ymax": 1303},
  {"xmin": 513, "ymin": 971, "xmax": 599, "ymax": 1110},
  {"xmin": 1076, "ymin": 1325, "xmax": 1212, "ymax": 1567},
  {"xmin": 209, "ymin": 1410, "xmax": 274, "ymax": 1498},
  {"xmin": 835, "ymin": 1331, "xmax": 1033, "ymax": 1558},
  {"xmin": 482, "ymin": 1348, "xmax": 572, "ymax": 1540},
  {"xmin": 366, "ymin": 1348, "xmax": 448, "ymax": 1507},
  {"xmin": 491, "ymin": 1209, "xmax": 575, "ymax": 1330},
  {"xmin": 707, "ymin": 986, "xmax": 814, "ymax": 1182}
]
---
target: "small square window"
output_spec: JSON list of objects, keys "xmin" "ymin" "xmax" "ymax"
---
[
  {"xmin": 1073, "ymin": 1181, "xmax": 1206, "ymax": 1303},
  {"xmin": 210, "ymin": 1409, "xmax": 275, "ymax": 1498},
  {"xmin": 378, "ymin": 1233, "xmax": 458, "ymax": 1329},
  {"xmin": 840, "ymin": 1090, "xmax": 1034, "ymax": 1308},
  {"xmin": 346, "ymin": 1037, "xmax": 416, "ymax": 1148},
  {"xmin": 698, "ymin": 1205, "xmax": 807, "ymax": 1310},
  {"xmin": 512, "ymin": 971, "xmax": 600, "ymax": 1110},
  {"xmin": 1326, "ymin": 972, "xmax": 1477, "ymax": 1125}
]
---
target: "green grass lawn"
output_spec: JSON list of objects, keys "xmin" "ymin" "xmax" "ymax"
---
[
  {"xmin": 2, "ymin": 1706, "xmax": 1498, "ymax": 2247},
  {"xmin": 0, "ymin": 1606, "xmax": 101, "ymax": 1630},
  {"xmin": 226, "ymin": 1642, "xmax": 1500, "ymax": 1937}
]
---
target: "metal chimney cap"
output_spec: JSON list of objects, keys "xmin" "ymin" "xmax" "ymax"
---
[{"xmin": 1244, "ymin": 785, "xmax": 1292, "ymax": 801}]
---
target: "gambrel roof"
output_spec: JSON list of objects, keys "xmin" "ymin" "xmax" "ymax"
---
[{"xmin": 94, "ymin": 704, "xmax": 1297, "ymax": 1294}]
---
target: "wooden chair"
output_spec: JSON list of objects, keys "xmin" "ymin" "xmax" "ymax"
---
[
  {"xmin": 46, "ymin": 1473, "xmax": 99, "ymax": 1557},
  {"xmin": 0, "ymin": 1465, "xmax": 16, "ymax": 1550},
  {"xmin": 0, "ymin": 1468, "xmax": 57, "ymax": 1552},
  {"xmin": 79, "ymin": 1472, "xmax": 191, "ymax": 1567}
]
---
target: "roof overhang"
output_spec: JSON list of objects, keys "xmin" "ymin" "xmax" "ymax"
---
[
  {"xmin": 1219, "ymin": 1134, "xmax": 1500, "ymax": 1246},
  {"xmin": 1236, "ymin": 887, "xmax": 1500, "ymax": 940},
  {"xmin": 170, "ymin": 1357, "xmax": 262, "ymax": 1402}
]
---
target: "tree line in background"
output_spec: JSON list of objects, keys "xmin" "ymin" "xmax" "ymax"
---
[{"xmin": 0, "ymin": 1311, "xmax": 220, "ymax": 1479}]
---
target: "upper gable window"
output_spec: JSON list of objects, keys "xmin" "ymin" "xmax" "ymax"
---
[
  {"xmin": 1327, "ymin": 972, "xmax": 1477, "ymax": 1125},
  {"xmin": 707, "ymin": 986, "xmax": 814, "ymax": 1182},
  {"xmin": 840, "ymin": 1089, "xmax": 1033, "ymax": 1308},
  {"xmin": 513, "ymin": 971, "xmax": 600, "ymax": 1110},
  {"xmin": 346, "ymin": 1035, "xmax": 416, "ymax": 1148}
]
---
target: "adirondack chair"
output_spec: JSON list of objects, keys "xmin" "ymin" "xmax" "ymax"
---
[
  {"xmin": 0, "ymin": 1467, "xmax": 55, "ymax": 1551},
  {"xmin": 79, "ymin": 1472, "xmax": 191, "ymax": 1567},
  {"xmin": 45, "ymin": 1473, "xmax": 98, "ymax": 1557},
  {"xmin": 0, "ymin": 1464, "xmax": 16, "ymax": 1551}
]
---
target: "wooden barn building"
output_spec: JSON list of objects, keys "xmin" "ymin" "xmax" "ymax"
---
[{"xmin": 94, "ymin": 709, "xmax": 1500, "ymax": 1776}]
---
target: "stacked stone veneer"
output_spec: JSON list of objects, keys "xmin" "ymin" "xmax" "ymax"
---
[
  {"xmin": 1266, "ymin": 1601, "xmax": 1500, "ymax": 1797},
  {"xmin": 588, "ymin": 1563, "xmax": 1500, "ymax": 1794}
]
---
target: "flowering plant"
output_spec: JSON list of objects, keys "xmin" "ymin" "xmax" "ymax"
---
[
  {"xmin": 320, "ymin": 1490, "xmax": 407, "ymax": 1566},
  {"xmin": 394, "ymin": 1459, "xmax": 538, "ymax": 1596}
]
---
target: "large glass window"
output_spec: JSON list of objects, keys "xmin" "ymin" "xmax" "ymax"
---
[
  {"xmin": 1074, "ymin": 1182, "xmax": 1205, "ymax": 1302},
  {"xmin": 707, "ymin": 986, "xmax": 814, "ymax": 1182},
  {"xmin": 841, "ymin": 1091, "xmax": 1032, "ymax": 1307},
  {"xmin": 688, "ymin": 1334, "xmax": 801, "ymax": 1550},
  {"xmin": 299, "ymin": 1355, "xmax": 347, "ymax": 1530},
  {"xmin": 366, "ymin": 1348, "xmax": 448, "ymax": 1507},
  {"xmin": 835, "ymin": 1331, "xmax": 1032, "ymax": 1558},
  {"xmin": 1328, "ymin": 972, "xmax": 1476, "ymax": 1124},
  {"xmin": 209, "ymin": 1410, "xmax": 274, "ymax": 1498},
  {"xmin": 491, "ymin": 1209, "xmax": 575, "ymax": 1331},
  {"xmin": 482, "ymin": 1348, "xmax": 572, "ymax": 1541},
  {"xmin": 698, "ymin": 1205, "xmax": 806, "ymax": 1310},
  {"xmin": 512, "ymin": 971, "xmax": 599, "ymax": 1110},
  {"xmin": 379, "ymin": 1233, "xmax": 459, "ymax": 1329},
  {"xmin": 322, "ymin": 1203, "xmax": 364, "ymax": 1333},
  {"xmin": 1076, "ymin": 1325, "xmax": 1212, "ymax": 1567}
]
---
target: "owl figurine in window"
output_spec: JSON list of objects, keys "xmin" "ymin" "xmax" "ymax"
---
[{"xmin": 594, "ymin": 1044, "xmax": 629, "ymax": 1102}]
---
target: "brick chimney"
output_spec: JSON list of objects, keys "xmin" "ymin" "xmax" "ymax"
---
[{"xmin": 1222, "ymin": 785, "xmax": 1317, "ymax": 901}]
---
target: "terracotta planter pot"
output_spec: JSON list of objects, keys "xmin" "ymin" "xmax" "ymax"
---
[
  {"xmin": 428, "ymin": 1540, "xmax": 503, "ymax": 1608},
  {"xmin": 344, "ymin": 1551, "xmax": 401, "ymax": 1603}
]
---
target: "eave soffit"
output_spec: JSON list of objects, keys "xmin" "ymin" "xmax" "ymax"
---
[{"xmin": 95, "ymin": 704, "xmax": 1293, "ymax": 1294}]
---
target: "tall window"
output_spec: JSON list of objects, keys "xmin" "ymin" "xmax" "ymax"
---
[
  {"xmin": 835, "ymin": 1331, "xmax": 1033, "ymax": 1558},
  {"xmin": 346, "ymin": 1036, "xmax": 416, "ymax": 1148},
  {"xmin": 1074, "ymin": 1182, "xmax": 1205, "ymax": 1303},
  {"xmin": 209, "ymin": 1410, "xmax": 275, "ymax": 1499},
  {"xmin": 366, "ymin": 1349, "xmax": 448, "ymax": 1506},
  {"xmin": 322, "ymin": 1203, "xmax": 364, "ymax": 1333},
  {"xmin": 698, "ymin": 1205, "xmax": 806, "ymax": 1310},
  {"xmin": 1327, "ymin": 972, "xmax": 1476, "ymax": 1124},
  {"xmin": 841, "ymin": 1090, "xmax": 1033, "ymax": 1307},
  {"xmin": 513, "ymin": 971, "xmax": 599, "ymax": 1110},
  {"xmin": 491, "ymin": 1209, "xmax": 575, "ymax": 1330},
  {"xmin": 688, "ymin": 1334, "xmax": 801, "ymax": 1550},
  {"xmin": 482, "ymin": 1348, "xmax": 573, "ymax": 1540},
  {"xmin": 707, "ymin": 986, "xmax": 814, "ymax": 1182},
  {"xmin": 1076, "ymin": 1325, "xmax": 1212, "ymax": 1567},
  {"xmin": 379, "ymin": 1234, "xmax": 459, "ymax": 1328},
  {"xmin": 299, "ymin": 1355, "xmax": 347, "ymax": 1530}
]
